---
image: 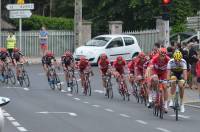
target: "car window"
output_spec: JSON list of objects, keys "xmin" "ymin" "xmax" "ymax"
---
[
  {"xmin": 106, "ymin": 37, "xmax": 123, "ymax": 49},
  {"xmin": 85, "ymin": 37, "xmax": 111, "ymax": 47},
  {"xmin": 124, "ymin": 37, "xmax": 134, "ymax": 46}
]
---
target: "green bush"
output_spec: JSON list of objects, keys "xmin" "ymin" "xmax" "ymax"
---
[{"xmin": 12, "ymin": 15, "xmax": 74, "ymax": 30}]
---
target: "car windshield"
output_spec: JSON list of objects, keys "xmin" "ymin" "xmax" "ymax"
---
[{"xmin": 85, "ymin": 37, "xmax": 111, "ymax": 47}]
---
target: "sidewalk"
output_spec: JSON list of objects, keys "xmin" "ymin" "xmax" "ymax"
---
[{"xmin": 184, "ymin": 88, "xmax": 200, "ymax": 109}]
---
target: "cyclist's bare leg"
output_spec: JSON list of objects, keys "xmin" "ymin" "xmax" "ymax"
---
[{"xmin": 178, "ymin": 80, "xmax": 185, "ymax": 105}]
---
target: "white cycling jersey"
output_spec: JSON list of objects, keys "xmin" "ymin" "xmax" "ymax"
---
[{"xmin": 167, "ymin": 59, "xmax": 187, "ymax": 73}]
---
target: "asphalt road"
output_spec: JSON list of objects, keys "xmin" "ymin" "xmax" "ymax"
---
[{"xmin": 0, "ymin": 65, "xmax": 200, "ymax": 132}]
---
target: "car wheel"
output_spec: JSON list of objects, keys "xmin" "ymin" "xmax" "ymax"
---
[{"xmin": 132, "ymin": 52, "xmax": 139, "ymax": 58}]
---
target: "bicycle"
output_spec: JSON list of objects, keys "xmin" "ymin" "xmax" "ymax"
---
[
  {"xmin": 82, "ymin": 71, "xmax": 91, "ymax": 96},
  {"xmin": 132, "ymin": 78, "xmax": 147, "ymax": 105},
  {"xmin": 47, "ymin": 65, "xmax": 62, "ymax": 91},
  {"xmin": 17, "ymin": 63, "xmax": 30, "ymax": 87},
  {"xmin": 3, "ymin": 62, "xmax": 16, "ymax": 85},
  {"xmin": 118, "ymin": 74, "xmax": 130, "ymax": 101},
  {"xmin": 152, "ymin": 80, "xmax": 165, "ymax": 119},
  {"xmin": 65, "ymin": 68, "xmax": 78, "ymax": 94},
  {"xmin": 103, "ymin": 73, "xmax": 113, "ymax": 99}
]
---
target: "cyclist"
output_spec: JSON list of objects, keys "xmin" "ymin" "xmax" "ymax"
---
[
  {"xmin": 134, "ymin": 52, "xmax": 147, "ymax": 80},
  {"xmin": 167, "ymin": 50, "xmax": 187, "ymax": 113},
  {"xmin": 61, "ymin": 51, "xmax": 75, "ymax": 90},
  {"xmin": 113, "ymin": 56, "xmax": 129, "ymax": 95},
  {"xmin": 0, "ymin": 48, "xmax": 10, "ymax": 81},
  {"xmin": 128, "ymin": 56, "xmax": 137, "ymax": 87},
  {"xmin": 76, "ymin": 56, "xmax": 93, "ymax": 93},
  {"xmin": 12, "ymin": 48, "xmax": 27, "ymax": 81},
  {"xmin": 98, "ymin": 53, "xmax": 111, "ymax": 95},
  {"xmin": 41, "ymin": 51, "xmax": 58, "ymax": 83},
  {"xmin": 148, "ymin": 48, "xmax": 170, "ymax": 111}
]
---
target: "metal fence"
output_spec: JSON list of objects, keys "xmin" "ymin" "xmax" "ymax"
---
[
  {"xmin": 0, "ymin": 30, "xmax": 74, "ymax": 57},
  {"xmin": 123, "ymin": 29, "xmax": 160, "ymax": 53}
]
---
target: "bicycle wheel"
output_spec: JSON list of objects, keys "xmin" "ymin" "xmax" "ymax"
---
[
  {"xmin": 72, "ymin": 77, "xmax": 78, "ymax": 94},
  {"xmin": 48, "ymin": 73, "xmax": 55, "ymax": 90},
  {"xmin": 55, "ymin": 76, "xmax": 62, "ymax": 91},
  {"xmin": 87, "ymin": 80, "xmax": 91, "ymax": 96},
  {"xmin": 159, "ymin": 94, "xmax": 164, "ymax": 119},
  {"xmin": 8, "ymin": 69, "xmax": 16, "ymax": 85},
  {"xmin": 175, "ymin": 93, "xmax": 179, "ymax": 121},
  {"xmin": 107, "ymin": 81, "xmax": 113, "ymax": 99},
  {"xmin": 23, "ymin": 71, "xmax": 30, "ymax": 87},
  {"xmin": 19, "ymin": 77, "xmax": 23, "ymax": 87},
  {"xmin": 133, "ymin": 84, "xmax": 139, "ymax": 103}
]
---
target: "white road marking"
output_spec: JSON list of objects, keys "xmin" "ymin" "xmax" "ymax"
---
[
  {"xmin": 74, "ymin": 98, "xmax": 81, "ymax": 101},
  {"xmin": 61, "ymin": 90, "xmax": 67, "ymax": 92},
  {"xmin": 23, "ymin": 88, "xmax": 29, "ymax": 91},
  {"xmin": 68, "ymin": 112, "xmax": 77, "ymax": 117},
  {"xmin": 169, "ymin": 114, "xmax": 190, "ymax": 119},
  {"xmin": 185, "ymin": 104, "xmax": 200, "ymax": 109},
  {"xmin": 92, "ymin": 105, "xmax": 100, "ymax": 108},
  {"xmin": 7, "ymin": 116, "xmax": 15, "ymax": 121},
  {"xmin": 94, "ymin": 90, "xmax": 104, "ymax": 94},
  {"xmin": 12, "ymin": 121, "xmax": 20, "ymax": 127},
  {"xmin": 67, "ymin": 93, "xmax": 73, "ymax": 96},
  {"xmin": 136, "ymin": 120, "xmax": 148, "ymax": 125},
  {"xmin": 104, "ymin": 108, "xmax": 114, "ymax": 112},
  {"xmin": 83, "ymin": 101, "xmax": 89, "ymax": 104},
  {"xmin": 17, "ymin": 127, "xmax": 28, "ymax": 132},
  {"xmin": 156, "ymin": 127, "xmax": 171, "ymax": 132},
  {"xmin": 119, "ymin": 114, "xmax": 131, "ymax": 118},
  {"xmin": 36, "ymin": 111, "xmax": 49, "ymax": 114},
  {"xmin": 3, "ymin": 112, "xmax": 10, "ymax": 117}
]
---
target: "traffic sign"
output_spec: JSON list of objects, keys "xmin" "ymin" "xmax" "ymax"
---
[
  {"xmin": 9, "ymin": 10, "xmax": 32, "ymax": 18},
  {"xmin": 6, "ymin": 3, "xmax": 34, "ymax": 10}
]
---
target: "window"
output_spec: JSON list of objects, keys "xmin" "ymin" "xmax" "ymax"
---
[
  {"xmin": 124, "ymin": 37, "xmax": 134, "ymax": 46},
  {"xmin": 106, "ymin": 37, "xmax": 123, "ymax": 49}
]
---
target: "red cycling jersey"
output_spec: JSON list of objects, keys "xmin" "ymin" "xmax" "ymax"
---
[
  {"xmin": 98, "ymin": 59, "xmax": 110, "ymax": 74},
  {"xmin": 113, "ymin": 59, "xmax": 126, "ymax": 74},
  {"xmin": 128, "ymin": 57, "xmax": 137, "ymax": 74},
  {"xmin": 78, "ymin": 60, "xmax": 90, "ymax": 72},
  {"xmin": 150, "ymin": 54, "xmax": 170, "ymax": 80},
  {"xmin": 135, "ymin": 57, "xmax": 147, "ymax": 76}
]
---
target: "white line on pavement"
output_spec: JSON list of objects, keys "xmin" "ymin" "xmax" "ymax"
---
[
  {"xmin": 104, "ymin": 108, "xmax": 114, "ymax": 112},
  {"xmin": 67, "ymin": 93, "xmax": 73, "ymax": 96},
  {"xmin": 83, "ymin": 101, "xmax": 89, "ymax": 104},
  {"xmin": 74, "ymin": 98, "xmax": 81, "ymax": 101},
  {"xmin": 136, "ymin": 120, "xmax": 148, "ymax": 125},
  {"xmin": 92, "ymin": 105, "xmax": 100, "ymax": 108},
  {"xmin": 156, "ymin": 127, "xmax": 171, "ymax": 132},
  {"xmin": 12, "ymin": 121, "xmax": 21, "ymax": 127},
  {"xmin": 94, "ymin": 90, "xmax": 104, "ymax": 94},
  {"xmin": 169, "ymin": 114, "xmax": 190, "ymax": 119},
  {"xmin": 185, "ymin": 104, "xmax": 200, "ymax": 109},
  {"xmin": 23, "ymin": 88, "xmax": 29, "ymax": 91},
  {"xmin": 17, "ymin": 127, "xmax": 28, "ymax": 132},
  {"xmin": 61, "ymin": 90, "xmax": 67, "ymax": 92},
  {"xmin": 3, "ymin": 113, "xmax": 10, "ymax": 117},
  {"xmin": 68, "ymin": 112, "xmax": 78, "ymax": 117},
  {"xmin": 6, "ymin": 116, "xmax": 15, "ymax": 121},
  {"xmin": 119, "ymin": 114, "xmax": 131, "ymax": 118}
]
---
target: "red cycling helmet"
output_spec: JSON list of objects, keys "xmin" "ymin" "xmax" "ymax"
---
[
  {"xmin": 159, "ymin": 48, "xmax": 167, "ymax": 55},
  {"xmin": 116, "ymin": 56, "xmax": 123, "ymax": 61},
  {"xmin": 46, "ymin": 51, "xmax": 54, "ymax": 57},
  {"xmin": 0, "ymin": 48, "xmax": 7, "ymax": 52},
  {"xmin": 13, "ymin": 48, "xmax": 20, "ymax": 52},
  {"xmin": 79, "ymin": 56, "xmax": 86, "ymax": 61},
  {"xmin": 65, "ymin": 51, "xmax": 72, "ymax": 57},
  {"xmin": 138, "ymin": 52, "xmax": 145, "ymax": 58},
  {"xmin": 100, "ymin": 53, "xmax": 107, "ymax": 60}
]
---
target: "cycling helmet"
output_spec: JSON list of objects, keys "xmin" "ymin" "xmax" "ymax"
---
[
  {"xmin": 138, "ymin": 52, "xmax": 145, "ymax": 58},
  {"xmin": 65, "ymin": 51, "xmax": 72, "ymax": 57},
  {"xmin": 116, "ymin": 56, "xmax": 123, "ymax": 61},
  {"xmin": 13, "ymin": 47, "xmax": 20, "ymax": 52},
  {"xmin": 46, "ymin": 51, "xmax": 54, "ymax": 57},
  {"xmin": 0, "ymin": 48, "xmax": 7, "ymax": 52},
  {"xmin": 79, "ymin": 56, "xmax": 86, "ymax": 61},
  {"xmin": 159, "ymin": 48, "xmax": 167, "ymax": 56},
  {"xmin": 100, "ymin": 53, "xmax": 107, "ymax": 60},
  {"xmin": 173, "ymin": 50, "xmax": 182, "ymax": 61}
]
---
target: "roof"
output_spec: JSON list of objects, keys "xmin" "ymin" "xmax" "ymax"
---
[
  {"xmin": 96, "ymin": 34, "xmax": 135, "ymax": 38},
  {"xmin": 1, "ymin": 19, "xmax": 16, "ymax": 30}
]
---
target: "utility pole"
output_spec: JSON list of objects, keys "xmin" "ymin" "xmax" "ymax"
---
[{"xmin": 74, "ymin": 0, "xmax": 82, "ymax": 51}]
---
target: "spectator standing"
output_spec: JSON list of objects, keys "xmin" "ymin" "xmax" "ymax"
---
[
  {"xmin": 39, "ymin": 26, "xmax": 48, "ymax": 56},
  {"xmin": 6, "ymin": 31, "xmax": 16, "ymax": 58}
]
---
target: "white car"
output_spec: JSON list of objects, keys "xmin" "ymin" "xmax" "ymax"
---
[
  {"xmin": 74, "ymin": 34, "xmax": 141, "ymax": 64},
  {"xmin": 0, "ymin": 97, "xmax": 10, "ymax": 132}
]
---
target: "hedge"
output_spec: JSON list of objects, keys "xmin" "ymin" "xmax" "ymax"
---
[{"xmin": 12, "ymin": 15, "xmax": 74, "ymax": 30}]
